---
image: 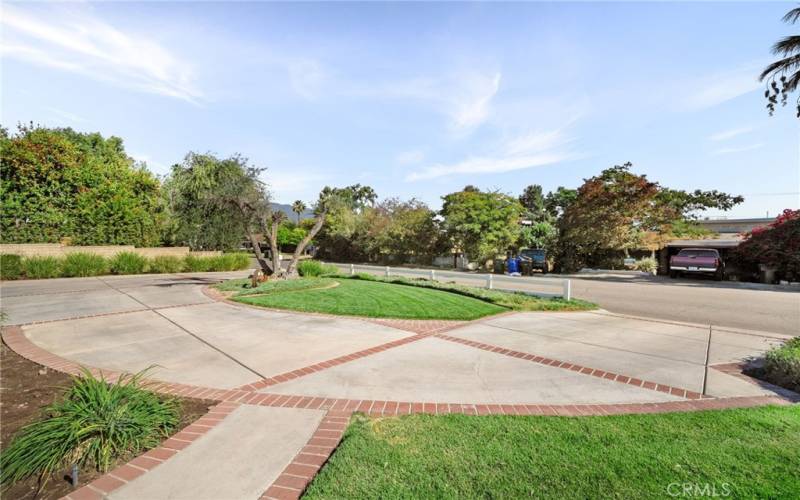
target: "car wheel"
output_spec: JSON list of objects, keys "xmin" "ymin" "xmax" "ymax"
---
[{"xmin": 669, "ymin": 270, "xmax": 678, "ymax": 279}]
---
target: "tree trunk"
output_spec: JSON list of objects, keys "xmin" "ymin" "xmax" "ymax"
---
[
  {"xmin": 248, "ymin": 232, "xmax": 274, "ymax": 274},
  {"xmin": 285, "ymin": 211, "xmax": 326, "ymax": 277},
  {"xmin": 268, "ymin": 219, "xmax": 282, "ymax": 277}
]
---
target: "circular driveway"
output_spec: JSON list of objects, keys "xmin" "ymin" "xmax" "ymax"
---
[{"xmin": 1, "ymin": 272, "xmax": 795, "ymax": 407}]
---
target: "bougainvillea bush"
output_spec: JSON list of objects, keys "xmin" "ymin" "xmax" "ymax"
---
[{"xmin": 733, "ymin": 209, "xmax": 800, "ymax": 281}]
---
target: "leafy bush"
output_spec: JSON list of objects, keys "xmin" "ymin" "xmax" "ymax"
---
[
  {"xmin": 207, "ymin": 253, "xmax": 251, "ymax": 272},
  {"xmin": 733, "ymin": 209, "xmax": 800, "ymax": 281},
  {"xmin": 763, "ymin": 337, "xmax": 800, "ymax": 392},
  {"xmin": 297, "ymin": 260, "xmax": 339, "ymax": 277},
  {"xmin": 61, "ymin": 252, "xmax": 109, "ymax": 277},
  {"xmin": 184, "ymin": 255, "xmax": 212, "ymax": 272},
  {"xmin": 149, "ymin": 255, "xmax": 185, "ymax": 274},
  {"xmin": 23, "ymin": 256, "xmax": 62, "ymax": 279},
  {"xmin": 0, "ymin": 368, "xmax": 179, "ymax": 487},
  {"xmin": 634, "ymin": 257, "xmax": 658, "ymax": 273},
  {"xmin": 110, "ymin": 252, "xmax": 149, "ymax": 275},
  {"xmin": 1, "ymin": 254, "xmax": 23, "ymax": 280}
]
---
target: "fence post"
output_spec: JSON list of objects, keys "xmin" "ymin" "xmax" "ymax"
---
[
  {"xmin": 350, "ymin": 263, "xmax": 355, "ymax": 275},
  {"xmin": 385, "ymin": 266, "xmax": 391, "ymax": 277},
  {"xmin": 487, "ymin": 274, "xmax": 493, "ymax": 290},
  {"xmin": 562, "ymin": 279, "xmax": 571, "ymax": 301},
  {"xmin": 430, "ymin": 269, "xmax": 436, "ymax": 281}
]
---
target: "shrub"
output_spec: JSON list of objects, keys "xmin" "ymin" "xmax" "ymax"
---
[
  {"xmin": 0, "ymin": 368, "xmax": 179, "ymax": 487},
  {"xmin": 61, "ymin": 252, "xmax": 109, "ymax": 277},
  {"xmin": 184, "ymin": 255, "xmax": 212, "ymax": 272},
  {"xmin": 1, "ymin": 254, "xmax": 23, "ymax": 280},
  {"xmin": 110, "ymin": 252, "xmax": 149, "ymax": 275},
  {"xmin": 297, "ymin": 260, "xmax": 339, "ymax": 277},
  {"xmin": 149, "ymin": 255, "xmax": 185, "ymax": 274},
  {"xmin": 206, "ymin": 253, "xmax": 252, "ymax": 272},
  {"xmin": 634, "ymin": 257, "xmax": 658, "ymax": 273},
  {"xmin": 23, "ymin": 256, "xmax": 62, "ymax": 279},
  {"xmin": 763, "ymin": 337, "xmax": 800, "ymax": 392}
]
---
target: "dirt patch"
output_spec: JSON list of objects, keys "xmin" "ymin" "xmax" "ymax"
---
[{"xmin": 1, "ymin": 341, "xmax": 213, "ymax": 499}]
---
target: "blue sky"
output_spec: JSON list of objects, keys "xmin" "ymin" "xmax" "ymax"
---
[{"xmin": 2, "ymin": 1, "xmax": 798, "ymax": 218}]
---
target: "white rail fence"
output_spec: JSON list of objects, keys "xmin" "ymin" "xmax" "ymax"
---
[{"xmin": 325, "ymin": 262, "xmax": 572, "ymax": 300}]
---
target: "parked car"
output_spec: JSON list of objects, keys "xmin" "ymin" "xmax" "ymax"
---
[
  {"xmin": 519, "ymin": 248, "xmax": 548, "ymax": 274},
  {"xmin": 669, "ymin": 248, "xmax": 724, "ymax": 280}
]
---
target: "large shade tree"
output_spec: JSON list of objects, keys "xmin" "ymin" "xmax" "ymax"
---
[
  {"xmin": 761, "ymin": 6, "xmax": 800, "ymax": 117},
  {"xmin": 440, "ymin": 187, "xmax": 524, "ymax": 264},
  {"xmin": 557, "ymin": 163, "xmax": 743, "ymax": 271},
  {"xmin": 0, "ymin": 124, "xmax": 162, "ymax": 246}
]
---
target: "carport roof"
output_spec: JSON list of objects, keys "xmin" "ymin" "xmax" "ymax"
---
[{"xmin": 665, "ymin": 238, "xmax": 742, "ymax": 248}]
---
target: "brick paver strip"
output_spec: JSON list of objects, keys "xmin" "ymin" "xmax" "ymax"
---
[
  {"xmin": 61, "ymin": 403, "xmax": 240, "ymax": 500},
  {"xmin": 435, "ymin": 332, "xmax": 706, "ymax": 400}
]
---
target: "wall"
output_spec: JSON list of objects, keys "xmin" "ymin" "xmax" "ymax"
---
[{"xmin": 0, "ymin": 243, "xmax": 220, "ymax": 258}]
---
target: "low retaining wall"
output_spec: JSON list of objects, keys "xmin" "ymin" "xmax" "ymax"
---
[{"xmin": 0, "ymin": 243, "xmax": 220, "ymax": 258}]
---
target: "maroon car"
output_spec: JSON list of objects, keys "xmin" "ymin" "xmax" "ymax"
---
[{"xmin": 669, "ymin": 248, "xmax": 724, "ymax": 280}]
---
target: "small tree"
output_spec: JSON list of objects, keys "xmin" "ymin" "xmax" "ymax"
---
[
  {"xmin": 291, "ymin": 200, "xmax": 307, "ymax": 224},
  {"xmin": 733, "ymin": 209, "xmax": 800, "ymax": 280}
]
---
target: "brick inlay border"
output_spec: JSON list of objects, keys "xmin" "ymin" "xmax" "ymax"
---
[
  {"xmin": 62, "ymin": 402, "xmax": 240, "ymax": 500},
  {"xmin": 260, "ymin": 409, "xmax": 350, "ymax": 500},
  {"xmin": 435, "ymin": 333, "xmax": 706, "ymax": 400}
]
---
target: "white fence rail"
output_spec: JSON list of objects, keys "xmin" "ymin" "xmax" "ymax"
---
[{"xmin": 326, "ymin": 262, "xmax": 572, "ymax": 300}]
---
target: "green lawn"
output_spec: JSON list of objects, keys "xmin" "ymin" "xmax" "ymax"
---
[
  {"xmin": 231, "ymin": 278, "xmax": 507, "ymax": 320},
  {"xmin": 304, "ymin": 406, "xmax": 800, "ymax": 499}
]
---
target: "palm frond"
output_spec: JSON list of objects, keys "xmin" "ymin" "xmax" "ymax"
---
[
  {"xmin": 772, "ymin": 35, "xmax": 800, "ymax": 56},
  {"xmin": 782, "ymin": 7, "xmax": 800, "ymax": 24},
  {"xmin": 760, "ymin": 53, "xmax": 800, "ymax": 80}
]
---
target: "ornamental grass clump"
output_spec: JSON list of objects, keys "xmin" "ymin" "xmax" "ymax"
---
[
  {"xmin": 148, "ymin": 255, "xmax": 185, "ymax": 274},
  {"xmin": 61, "ymin": 253, "xmax": 109, "ymax": 277},
  {"xmin": 0, "ymin": 254, "xmax": 23, "ymax": 280},
  {"xmin": 297, "ymin": 260, "xmax": 339, "ymax": 277},
  {"xmin": 0, "ymin": 368, "xmax": 179, "ymax": 489},
  {"xmin": 110, "ymin": 252, "xmax": 149, "ymax": 275},
  {"xmin": 23, "ymin": 256, "xmax": 62, "ymax": 279}
]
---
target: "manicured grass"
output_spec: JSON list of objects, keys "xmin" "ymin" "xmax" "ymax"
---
[
  {"xmin": 231, "ymin": 278, "xmax": 507, "ymax": 320},
  {"xmin": 304, "ymin": 406, "xmax": 800, "ymax": 499}
]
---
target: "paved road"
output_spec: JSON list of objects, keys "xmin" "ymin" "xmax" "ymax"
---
[
  {"xmin": 569, "ymin": 277, "xmax": 800, "ymax": 336},
  {"xmin": 332, "ymin": 263, "xmax": 800, "ymax": 335}
]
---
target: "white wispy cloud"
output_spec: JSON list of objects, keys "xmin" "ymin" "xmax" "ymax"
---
[
  {"xmin": 450, "ymin": 72, "xmax": 501, "ymax": 131},
  {"xmin": 406, "ymin": 126, "xmax": 579, "ymax": 181},
  {"xmin": 43, "ymin": 106, "xmax": 85, "ymax": 123},
  {"xmin": 1, "ymin": 4, "xmax": 201, "ymax": 102},
  {"xmin": 681, "ymin": 65, "xmax": 761, "ymax": 111},
  {"xmin": 708, "ymin": 126, "xmax": 753, "ymax": 142},
  {"xmin": 395, "ymin": 149, "xmax": 425, "ymax": 165},
  {"xmin": 712, "ymin": 143, "xmax": 763, "ymax": 155},
  {"xmin": 288, "ymin": 59, "xmax": 326, "ymax": 100}
]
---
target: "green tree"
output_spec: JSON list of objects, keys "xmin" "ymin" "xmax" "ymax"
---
[
  {"xmin": 519, "ymin": 221, "xmax": 558, "ymax": 251},
  {"xmin": 732, "ymin": 209, "xmax": 800, "ymax": 280},
  {"xmin": 440, "ymin": 187, "xmax": 524, "ymax": 264},
  {"xmin": 761, "ymin": 6, "xmax": 800, "ymax": 118},
  {"xmin": 368, "ymin": 198, "xmax": 443, "ymax": 264},
  {"xmin": 556, "ymin": 163, "xmax": 743, "ymax": 271},
  {"xmin": 1, "ymin": 124, "xmax": 162, "ymax": 246},
  {"xmin": 161, "ymin": 152, "xmax": 276, "ymax": 271},
  {"xmin": 291, "ymin": 200, "xmax": 307, "ymax": 224},
  {"xmin": 519, "ymin": 184, "xmax": 549, "ymax": 223}
]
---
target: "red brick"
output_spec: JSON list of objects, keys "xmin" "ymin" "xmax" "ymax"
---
[
  {"xmin": 144, "ymin": 447, "xmax": 177, "ymax": 461},
  {"xmin": 89, "ymin": 474, "xmax": 126, "ymax": 493},
  {"xmin": 294, "ymin": 453, "xmax": 328, "ymax": 467},
  {"xmin": 162, "ymin": 438, "xmax": 191, "ymax": 451},
  {"xmin": 65, "ymin": 486, "xmax": 104, "ymax": 500},
  {"xmin": 108, "ymin": 464, "xmax": 146, "ymax": 482},
  {"xmin": 262, "ymin": 485, "xmax": 302, "ymax": 500},
  {"xmin": 285, "ymin": 463, "xmax": 320, "ymax": 477},
  {"xmin": 274, "ymin": 474, "xmax": 310, "ymax": 490},
  {"xmin": 129, "ymin": 455, "xmax": 163, "ymax": 470}
]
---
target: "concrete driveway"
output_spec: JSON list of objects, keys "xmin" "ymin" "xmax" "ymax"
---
[
  {"xmin": 1, "ymin": 272, "xmax": 792, "ymax": 403},
  {"xmin": 2, "ymin": 273, "xmax": 796, "ymax": 500}
]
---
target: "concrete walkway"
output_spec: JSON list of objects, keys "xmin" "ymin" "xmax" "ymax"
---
[{"xmin": 1, "ymin": 272, "xmax": 796, "ymax": 500}]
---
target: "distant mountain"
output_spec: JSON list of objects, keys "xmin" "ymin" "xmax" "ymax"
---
[{"xmin": 271, "ymin": 202, "xmax": 314, "ymax": 221}]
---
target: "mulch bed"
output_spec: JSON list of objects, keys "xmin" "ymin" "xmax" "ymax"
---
[{"xmin": 1, "ymin": 341, "xmax": 213, "ymax": 499}]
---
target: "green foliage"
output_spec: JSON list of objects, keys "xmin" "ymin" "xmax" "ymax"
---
[
  {"xmin": 297, "ymin": 260, "xmax": 339, "ymax": 277},
  {"xmin": 62, "ymin": 253, "xmax": 109, "ymax": 277},
  {"xmin": 0, "ymin": 368, "xmax": 179, "ymax": 488},
  {"xmin": 519, "ymin": 221, "xmax": 557, "ymax": 251},
  {"xmin": 208, "ymin": 253, "xmax": 251, "ymax": 272},
  {"xmin": 440, "ymin": 187, "xmax": 524, "ymax": 263},
  {"xmin": 110, "ymin": 252, "xmax": 149, "ymax": 275},
  {"xmin": 161, "ymin": 152, "xmax": 270, "ymax": 251},
  {"xmin": 22, "ymin": 256, "xmax": 62, "ymax": 279},
  {"xmin": 184, "ymin": 254, "xmax": 212, "ymax": 272},
  {"xmin": 667, "ymin": 219, "xmax": 714, "ymax": 239},
  {"xmin": 732, "ymin": 209, "xmax": 800, "ymax": 281},
  {"xmin": 277, "ymin": 222, "xmax": 308, "ymax": 249},
  {"xmin": 1, "ymin": 254, "xmax": 23, "ymax": 280},
  {"xmin": 0, "ymin": 125, "xmax": 162, "ymax": 246},
  {"xmin": 764, "ymin": 337, "xmax": 800, "ymax": 391},
  {"xmin": 148, "ymin": 255, "xmax": 185, "ymax": 274},
  {"xmin": 633, "ymin": 257, "xmax": 658, "ymax": 273}
]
